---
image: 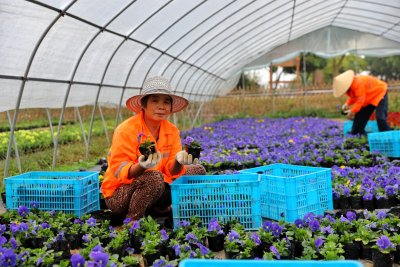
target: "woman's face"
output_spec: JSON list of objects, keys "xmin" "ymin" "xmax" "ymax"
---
[{"xmin": 142, "ymin": 94, "xmax": 172, "ymax": 122}]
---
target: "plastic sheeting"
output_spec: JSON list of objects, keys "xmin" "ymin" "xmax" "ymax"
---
[{"xmin": 1, "ymin": 0, "xmax": 400, "ymax": 112}]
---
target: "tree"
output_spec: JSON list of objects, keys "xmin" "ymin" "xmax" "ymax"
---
[{"xmin": 365, "ymin": 56, "xmax": 400, "ymax": 81}]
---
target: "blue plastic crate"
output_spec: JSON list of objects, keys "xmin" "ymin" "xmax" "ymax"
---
[
  {"xmin": 179, "ymin": 259, "xmax": 364, "ymax": 267},
  {"xmin": 5, "ymin": 171, "xmax": 99, "ymax": 217},
  {"xmin": 171, "ymin": 174, "xmax": 262, "ymax": 230},
  {"xmin": 368, "ymin": 130, "xmax": 400, "ymax": 158},
  {"xmin": 343, "ymin": 120, "xmax": 378, "ymax": 135},
  {"xmin": 240, "ymin": 164, "xmax": 332, "ymax": 222}
]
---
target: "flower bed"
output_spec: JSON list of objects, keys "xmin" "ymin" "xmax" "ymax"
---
[{"xmin": 0, "ymin": 206, "xmax": 399, "ymax": 266}]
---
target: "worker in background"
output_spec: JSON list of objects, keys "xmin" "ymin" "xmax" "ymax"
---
[{"xmin": 333, "ymin": 70, "xmax": 392, "ymax": 135}]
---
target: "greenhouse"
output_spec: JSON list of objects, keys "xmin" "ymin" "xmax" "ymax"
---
[{"xmin": 0, "ymin": 0, "xmax": 400, "ymax": 266}]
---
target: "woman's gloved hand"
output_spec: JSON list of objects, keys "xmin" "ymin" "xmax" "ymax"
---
[
  {"xmin": 176, "ymin": 150, "xmax": 199, "ymax": 165},
  {"xmin": 138, "ymin": 151, "xmax": 162, "ymax": 169}
]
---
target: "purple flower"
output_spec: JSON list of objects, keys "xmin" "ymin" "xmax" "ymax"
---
[
  {"xmin": 86, "ymin": 217, "xmax": 96, "ymax": 226},
  {"xmin": 50, "ymin": 210, "xmax": 55, "ymax": 216},
  {"xmin": 89, "ymin": 249, "xmax": 109, "ymax": 267},
  {"xmin": 123, "ymin": 218, "xmax": 132, "ymax": 224},
  {"xmin": 178, "ymin": 220, "xmax": 190, "ymax": 228},
  {"xmin": 321, "ymin": 226, "xmax": 334, "ymax": 234},
  {"xmin": 303, "ymin": 212, "xmax": 315, "ymax": 222},
  {"xmin": 153, "ymin": 259, "xmax": 166, "ymax": 267},
  {"xmin": 0, "ymin": 225, "xmax": 6, "ymax": 235},
  {"xmin": 0, "ymin": 248, "xmax": 17, "ymax": 266},
  {"xmin": 315, "ymin": 237, "xmax": 324, "ymax": 251},
  {"xmin": 377, "ymin": 211, "xmax": 387, "ymax": 220},
  {"xmin": 324, "ymin": 214, "xmax": 336, "ymax": 223},
  {"xmin": 189, "ymin": 251, "xmax": 197, "ymax": 258},
  {"xmin": 73, "ymin": 218, "xmax": 82, "ymax": 224},
  {"xmin": 0, "ymin": 236, "xmax": 7, "ymax": 246},
  {"xmin": 271, "ymin": 223, "xmax": 282, "ymax": 237},
  {"xmin": 270, "ymin": 245, "xmax": 280, "ymax": 259},
  {"xmin": 172, "ymin": 244, "xmax": 181, "ymax": 256},
  {"xmin": 249, "ymin": 232, "xmax": 261, "ymax": 245},
  {"xmin": 36, "ymin": 258, "xmax": 43, "ymax": 266},
  {"xmin": 17, "ymin": 206, "xmax": 29, "ymax": 217},
  {"xmin": 346, "ymin": 211, "xmax": 356, "ymax": 222},
  {"xmin": 294, "ymin": 219, "xmax": 304, "ymax": 228},
  {"xmin": 82, "ymin": 234, "xmax": 91, "ymax": 243},
  {"xmin": 208, "ymin": 218, "xmax": 222, "ymax": 232},
  {"xmin": 184, "ymin": 136, "xmax": 195, "ymax": 146},
  {"xmin": 340, "ymin": 215, "xmax": 349, "ymax": 223},
  {"xmin": 308, "ymin": 219, "xmax": 320, "ymax": 232},
  {"xmin": 262, "ymin": 221, "xmax": 273, "ymax": 232},
  {"xmin": 41, "ymin": 222, "xmax": 49, "ymax": 229},
  {"xmin": 9, "ymin": 238, "xmax": 17, "ymax": 249},
  {"xmin": 196, "ymin": 243, "xmax": 210, "ymax": 255},
  {"xmin": 228, "ymin": 230, "xmax": 240, "ymax": 241},
  {"xmin": 30, "ymin": 201, "xmax": 38, "ymax": 209},
  {"xmin": 160, "ymin": 229, "xmax": 169, "ymax": 241},
  {"xmin": 376, "ymin": 235, "xmax": 393, "ymax": 251},
  {"xmin": 185, "ymin": 233, "xmax": 198, "ymax": 243},
  {"xmin": 129, "ymin": 220, "xmax": 141, "ymax": 233},
  {"xmin": 137, "ymin": 132, "xmax": 145, "ymax": 143}
]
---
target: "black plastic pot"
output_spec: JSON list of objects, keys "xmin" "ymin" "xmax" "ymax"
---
[
  {"xmin": 333, "ymin": 198, "xmax": 340, "ymax": 209},
  {"xmin": 339, "ymin": 196, "xmax": 350, "ymax": 209},
  {"xmin": 360, "ymin": 242, "xmax": 373, "ymax": 260},
  {"xmin": 294, "ymin": 240, "xmax": 304, "ymax": 258},
  {"xmin": 388, "ymin": 195, "xmax": 399, "ymax": 207},
  {"xmin": 225, "ymin": 250, "xmax": 239, "ymax": 259},
  {"xmin": 394, "ymin": 245, "xmax": 400, "ymax": 264},
  {"xmin": 363, "ymin": 199, "xmax": 375, "ymax": 211},
  {"xmin": 375, "ymin": 197, "xmax": 390, "ymax": 209},
  {"xmin": 372, "ymin": 249, "xmax": 394, "ymax": 267},
  {"xmin": 349, "ymin": 195, "xmax": 363, "ymax": 209},
  {"xmin": 207, "ymin": 234, "xmax": 225, "ymax": 252},
  {"xmin": 343, "ymin": 242, "xmax": 360, "ymax": 260},
  {"xmin": 143, "ymin": 251, "xmax": 161, "ymax": 267},
  {"xmin": 129, "ymin": 234, "xmax": 143, "ymax": 253}
]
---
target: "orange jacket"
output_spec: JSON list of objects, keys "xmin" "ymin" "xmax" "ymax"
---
[
  {"xmin": 101, "ymin": 111, "xmax": 186, "ymax": 198},
  {"xmin": 345, "ymin": 75, "xmax": 387, "ymax": 113}
]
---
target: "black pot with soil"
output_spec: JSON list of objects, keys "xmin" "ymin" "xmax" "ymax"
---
[
  {"xmin": 185, "ymin": 146, "xmax": 202, "ymax": 160},
  {"xmin": 339, "ymin": 196, "xmax": 350, "ymax": 209},
  {"xmin": 394, "ymin": 245, "xmax": 400, "ymax": 264},
  {"xmin": 143, "ymin": 251, "xmax": 161, "ymax": 267},
  {"xmin": 225, "ymin": 250, "xmax": 239, "ymax": 259},
  {"xmin": 360, "ymin": 242, "xmax": 374, "ymax": 260},
  {"xmin": 363, "ymin": 198, "xmax": 375, "ymax": 211},
  {"xmin": 372, "ymin": 249, "xmax": 394, "ymax": 267},
  {"xmin": 349, "ymin": 195, "xmax": 363, "ymax": 209},
  {"xmin": 207, "ymin": 234, "xmax": 225, "ymax": 252},
  {"xmin": 375, "ymin": 197, "xmax": 390, "ymax": 209},
  {"xmin": 343, "ymin": 242, "xmax": 360, "ymax": 260}
]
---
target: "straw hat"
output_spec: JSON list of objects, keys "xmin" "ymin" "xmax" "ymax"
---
[
  {"xmin": 126, "ymin": 76, "xmax": 189, "ymax": 113},
  {"xmin": 332, "ymin": 70, "xmax": 354, "ymax": 98}
]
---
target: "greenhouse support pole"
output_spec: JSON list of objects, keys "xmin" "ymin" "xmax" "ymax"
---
[
  {"xmin": 6, "ymin": 111, "xmax": 21, "ymax": 173},
  {"xmin": 45, "ymin": 109, "xmax": 56, "ymax": 146},
  {"xmin": 98, "ymin": 105, "xmax": 110, "ymax": 146},
  {"xmin": 302, "ymin": 52, "xmax": 307, "ymax": 112},
  {"xmin": 75, "ymin": 107, "xmax": 88, "ymax": 157},
  {"xmin": 191, "ymin": 102, "xmax": 204, "ymax": 129}
]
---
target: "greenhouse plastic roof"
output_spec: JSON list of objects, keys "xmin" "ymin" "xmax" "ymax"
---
[{"xmin": 1, "ymin": 0, "xmax": 400, "ymax": 112}]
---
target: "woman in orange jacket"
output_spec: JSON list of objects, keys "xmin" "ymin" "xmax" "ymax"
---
[
  {"xmin": 333, "ymin": 70, "xmax": 392, "ymax": 135},
  {"xmin": 101, "ymin": 76, "xmax": 205, "ymax": 223}
]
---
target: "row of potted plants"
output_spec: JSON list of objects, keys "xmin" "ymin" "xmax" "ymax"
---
[{"xmin": 1, "ymin": 203, "xmax": 400, "ymax": 267}]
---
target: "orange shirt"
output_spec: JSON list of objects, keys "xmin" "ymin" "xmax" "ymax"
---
[
  {"xmin": 345, "ymin": 75, "xmax": 387, "ymax": 113},
  {"xmin": 101, "ymin": 111, "xmax": 186, "ymax": 198}
]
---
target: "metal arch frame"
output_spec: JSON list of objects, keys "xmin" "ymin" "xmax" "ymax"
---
[
  {"xmin": 329, "ymin": 0, "xmax": 349, "ymax": 26},
  {"xmin": 209, "ymin": 17, "xmax": 336, "ymax": 75},
  {"xmin": 190, "ymin": 0, "xmax": 339, "ymax": 72},
  {"xmin": 204, "ymin": 4, "xmax": 341, "ymax": 76},
  {"xmin": 334, "ymin": 16, "xmax": 399, "ymax": 34},
  {"xmin": 4, "ymin": 0, "xmax": 78, "ymax": 177},
  {"xmin": 50, "ymin": 1, "xmax": 138, "ymax": 168},
  {"xmin": 181, "ymin": 2, "xmax": 295, "ymax": 99},
  {"xmin": 287, "ymin": 0, "xmax": 297, "ymax": 42},
  {"xmin": 175, "ymin": 0, "xmax": 294, "ymax": 97},
  {"xmin": 142, "ymin": 0, "xmax": 237, "ymax": 95},
  {"xmin": 86, "ymin": 0, "xmax": 175, "ymax": 155},
  {"xmin": 162, "ymin": 0, "xmax": 259, "ymax": 89}
]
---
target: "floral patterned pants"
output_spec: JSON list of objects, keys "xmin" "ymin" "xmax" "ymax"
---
[{"xmin": 105, "ymin": 164, "xmax": 206, "ymax": 220}]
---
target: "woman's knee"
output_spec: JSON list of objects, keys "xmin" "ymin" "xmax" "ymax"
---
[
  {"xmin": 138, "ymin": 170, "xmax": 165, "ymax": 193},
  {"xmin": 185, "ymin": 164, "xmax": 206, "ymax": 175}
]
